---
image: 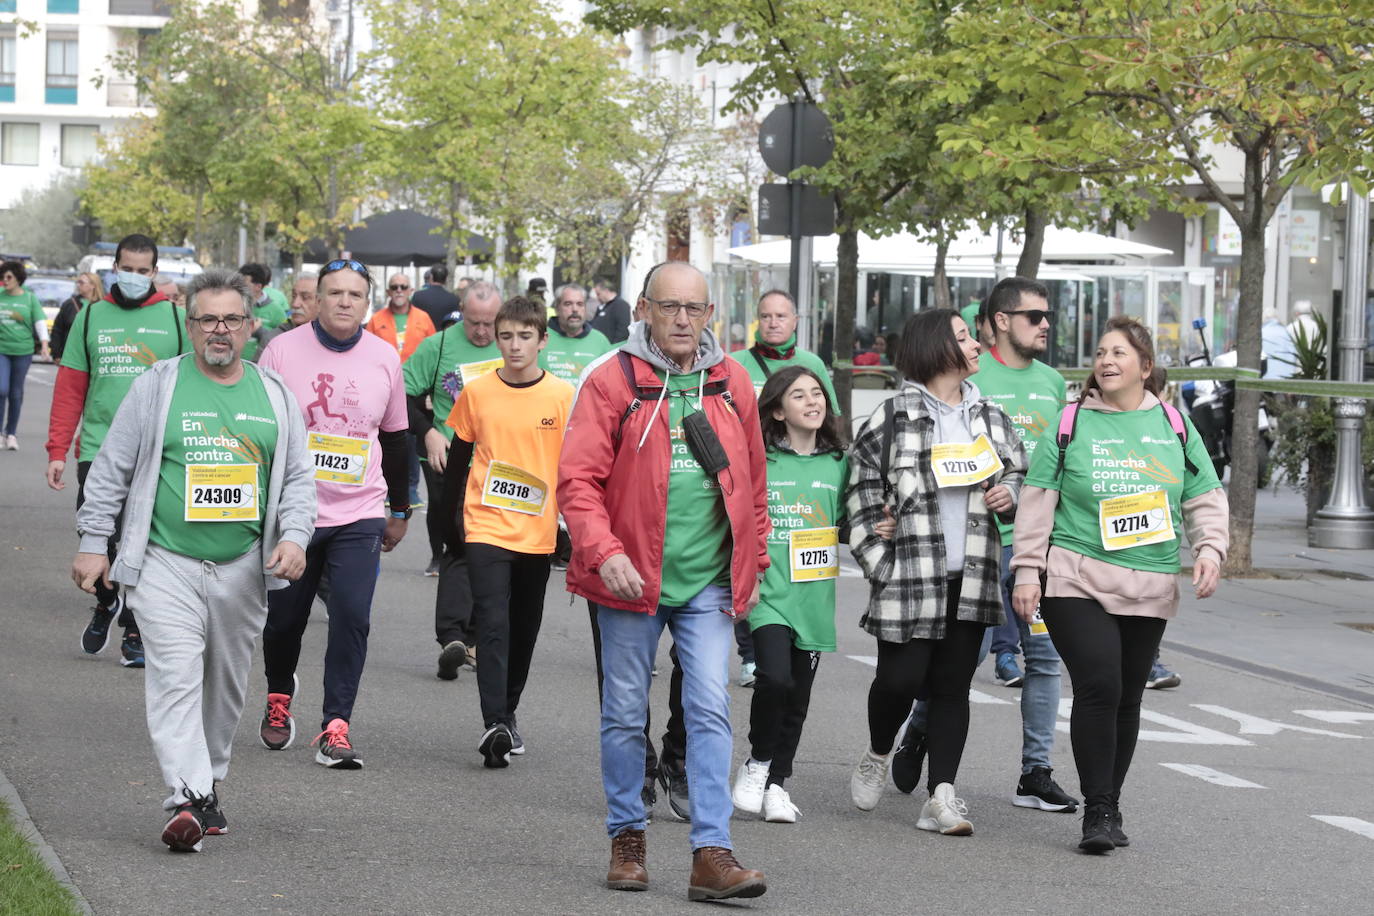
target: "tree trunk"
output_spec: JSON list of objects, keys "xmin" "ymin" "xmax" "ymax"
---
[
  {"xmin": 1016, "ymin": 207, "xmax": 1047, "ymax": 278},
  {"xmin": 1223, "ymin": 151, "xmax": 1267, "ymax": 576},
  {"xmin": 834, "ymin": 224, "xmax": 859, "ymax": 423},
  {"xmin": 932, "ymin": 238, "xmax": 951, "ymax": 310}
]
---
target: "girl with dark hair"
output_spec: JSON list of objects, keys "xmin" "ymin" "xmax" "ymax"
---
[
  {"xmin": 846, "ymin": 308, "xmax": 1027, "ymax": 835},
  {"xmin": 730, "ymin": 366, "xmax": 848, "ymax": 823},
  {"xmin": 1011, "ymin": 316, "xmax": 1228, "ymax": 853}
]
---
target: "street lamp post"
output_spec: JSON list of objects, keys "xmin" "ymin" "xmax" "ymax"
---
[{"xmin": 1309, "ymin": 186, "xmax": 1374, "ymax": 549}]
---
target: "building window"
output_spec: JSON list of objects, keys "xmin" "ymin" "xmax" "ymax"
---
[
  {"xmin": 0, "ymin": 28, "xmax": 15, "ymax": 103},
  {"xmin": 0, "ymin": 1, "xmax": 16, "ymax": 13},
  {"xmin": 61, "ymin": 124, "xmax": 99, "ymax": 167},
  {"xmin": 46, "ymin": 34, "xmax": 79, "ymax": 104},
  {"xmin": 49, "ymin": 0, "xmax": 81, "ymax": 12},
  {"xmin": 1, "ymin": 122, "xmax": 40, "ymax": 165}
]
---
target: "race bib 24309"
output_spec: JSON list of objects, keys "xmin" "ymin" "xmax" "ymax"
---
[{"xmin": 184, "ymin": 464, "xmax": 258, "ymax": 522}]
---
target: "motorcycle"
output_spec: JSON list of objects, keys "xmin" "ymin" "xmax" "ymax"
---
[{"xmin": 1179, "ymin": 318, "xmax": 1272, "ymax": 484}]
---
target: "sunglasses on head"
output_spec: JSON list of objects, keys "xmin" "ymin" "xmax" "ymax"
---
[{"xmin": 322, "ymin": 259, "xmax": 370, "ymax": 278}]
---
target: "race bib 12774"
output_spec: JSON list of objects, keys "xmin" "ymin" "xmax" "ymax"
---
[{"xmin": 1098, "ymin": 488, "xmax": 1176, "ymax": 551}]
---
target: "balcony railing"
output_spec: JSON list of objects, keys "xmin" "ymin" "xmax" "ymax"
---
[{"xmin": 106, "ymin": 79, "xmax": 148, "ymax": 107}]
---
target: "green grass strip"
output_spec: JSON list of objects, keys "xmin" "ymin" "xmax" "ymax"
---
[{"xmin": 0, "ymin": 798, "xmax": 82, "ymax": 916}]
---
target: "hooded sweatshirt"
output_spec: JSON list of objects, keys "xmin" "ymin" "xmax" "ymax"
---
[{"xmin": 910, "ymin": 378, "xmax": 982, "ymax": 574}]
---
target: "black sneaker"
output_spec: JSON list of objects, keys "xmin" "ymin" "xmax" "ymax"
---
[
  {"xmin": 642, "ymin": 776, "xmax": 657, "ymax": 825},
  {"xmin": 80, "ymin": 595, "xmax": 120, "ymax": 655},
  {"xmin": 437, "ymin": 640, "xmax": 466, "ymax": 681},
  {"xmin": 202, "ymin": 787, "xmax": 228, "ymax": 836},
  {"xmin": 657, "ymin": 761, "xmax": 690, "ymax": 821},
  {"xmin": 479, "ymin": 724, "xmax": 513, "ymax": 769},
  {"xmin": 509, "ymin": 721, "xmax": 525, "ymax": 756},
  {"xmin": 891, "ymin": 726, "xmax": 927, "ymax": 794},
  {"xmin": 1013, "ymin": 767, "xmax": 1079, "ymax": 813},
  {"xmin": 120, "ymin": 629, "xmax": 145, "ymax": 668},
  {"xmin": 425, "ymin": 558, "xmax": 441, "ymax": 577},
  {"xmin": 1109, "ymin": 806, "xmax": 1130, "ymax": 847},
  {"xmin": 1079, "ymin": 803, "xmax": 1115, "ymax": 854}
]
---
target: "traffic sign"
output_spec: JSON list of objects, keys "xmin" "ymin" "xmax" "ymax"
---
[
  {"xmin": 758, "ymin": 184, "xmax": 835, "ymax": 236},
  {"xmin": 759, "ymin": 102, "xmax": 835, "ymax": 176}
]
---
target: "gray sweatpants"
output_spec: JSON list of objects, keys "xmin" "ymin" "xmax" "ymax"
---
[{"xmin": 127, "ymin": 543, "xmax": 267, "ymax": 811}]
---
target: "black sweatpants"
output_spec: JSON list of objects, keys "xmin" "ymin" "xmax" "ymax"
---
[
  {"xmin": 467, "ymin": 543, "xmax": 551, "ymax": 729},
  {"xmin": 1040, "ymin": 597, "xmax": 1166, "ymax": 807},
  {"xmin": 589, "ymin": 600, "xmax": 687, "ymax": 778},
  {"xmin": 746, "ymin": 624, "xmax": 820, "ymax": 787},
  {"xmin": 420, "ymin": 458, "xmax": 445, "ymax": 561},
  {"xmin": 77, "ymin": 460, "xmax": 135, "ymax": 629},
  {"xmin": 434, "ymin": 551, "xmax": 477, "ymax": 648},
  {"xmin": 866, "ymin": 577, "xmax": 985, "ymax": 794}
]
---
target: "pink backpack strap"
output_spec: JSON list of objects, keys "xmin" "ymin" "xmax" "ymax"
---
[
  {"xmin": 1053, "ymin": 403, "xmax": 1080, "ymax": 479},
  {"xmin": 1159, "ymin": 401, "xmax": 1187, "ymax": 439}
]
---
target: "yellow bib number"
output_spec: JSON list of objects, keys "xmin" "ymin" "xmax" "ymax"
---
[
  {"xmin": 790, "ymin": 527, "xmax": 839, "ymax": 582},
  {"xmin": 459, "ymin": 357, "xmax": 504, "ymax": 387},
  {"xmin": 308, "ymin": 432, "xmax": 369, "ymax": 485},
  {"xmin": 930, "ymin": 434, "xmax": 1004, "ymax": 488},
  {"xmin": 185, "ymin": 465, "xmax": 258, "ymax": 522},
  {"xmin": 481, "ymin": 461, "xmax": 548, "ymax": 516},
  {"xmin": 1098, "ymin": 488, "xmax": 1176, "ymax": 551},
  {"xmin": 1029, "ymin": 608, "xmax": 1048, "ymax": 636}
]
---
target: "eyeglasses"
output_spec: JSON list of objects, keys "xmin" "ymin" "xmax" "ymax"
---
[
  {"xmin": 1009, "ymin": 308, "xmax": 1053, "ymax": 325},
  {"xmin": 644, "ymin": 296, "xmax": 710, "ymax": 318},
  {"xmin": 388, "ymin": 284, "xmax": 410, "ymax": 292},
  {"xmin": 194, "ymin": 314, "xmax": 247, "ymax": 332}
]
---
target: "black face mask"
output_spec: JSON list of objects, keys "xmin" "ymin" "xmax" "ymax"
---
[{"xmin": 681, "ymin": 409, "xmax": 730, "ymax": 475}]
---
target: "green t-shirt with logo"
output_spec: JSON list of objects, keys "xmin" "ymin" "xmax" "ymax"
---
[
  {"xmin": 1024, "ymin": 404, "xmax": 1222, "ymax": 573},
  {"xmin": 544, "ymin": 326, "xmax": 613, "ymax": 385},
  {"xmin": 403, "ymin": 326, "xmax": 502, "ymax": 441},
  {"xmin": 149, "ymin": 358, "xmax": 280, "ymax": 562},
  {"xmin": 737, "ymin": 345, "xmax": 841, "ymax": 415},
  {"xmin": 658, "ymin": 371, "xmax": 733, "ymax": 607},
  {"xmin": 61, "ymin": 298, "xmax": 191, "ymax": 461},
  {"xmin": 750, "ymin": 448, "xmax": 848, "ymax": 650},
  {"xmin": 0, "ymin": 289, "xmax": 44, "ymax": 356},
  {"xmin": 973, "ymin": 351, "xmax": 1066, "ymax": 541}
]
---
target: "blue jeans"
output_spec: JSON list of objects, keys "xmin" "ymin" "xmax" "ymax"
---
[
  {"xmin": 0, "ymin": 352, "xmax": 34, "ymax": 436},
  {"xmin": 598, "ymin": 583, "xmax": 734, "ymax": 849},
  {"xmin": 911, "ymin": 545, "xmax": 1061, "ymax": 772}
]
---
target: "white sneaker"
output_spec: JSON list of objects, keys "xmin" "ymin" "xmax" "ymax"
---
[
  {"xmin": 731, "ymin": 757, "xmax": 770, "ymax": 814},
  {"xmin": 4, "ymin": 434, "xmax": 16, "ymax": 450},
  {"xmin": 850, "ymin": 748, "xmax": 891, "ymax": 811},
  {"xmin": 762, "ymin": 785, "xmax": 800, "ymax": 823},
  {"xmin": 738, "ymin": 662, "xmax": 757, "ymax": 687},
  {"xmin": 917, "ymin": 782, "xmax": 973, "ymax": 835}
]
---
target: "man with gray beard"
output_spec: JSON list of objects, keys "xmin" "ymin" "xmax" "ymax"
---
[{"xmin": 72, "ymin": 268, "xmax": 316, "ymax": 853}]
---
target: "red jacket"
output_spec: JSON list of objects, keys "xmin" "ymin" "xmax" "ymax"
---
[{"xmin": 557, "ymin": 350, "xmax": 770, "ymax": 617}]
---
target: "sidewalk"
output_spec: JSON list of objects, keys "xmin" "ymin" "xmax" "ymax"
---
[{"xmin": 1166, "ymin": 487, "xmax": 1374, "ymax": 707}]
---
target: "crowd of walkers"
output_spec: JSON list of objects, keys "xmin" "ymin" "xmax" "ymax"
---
[{"xmin": 43, "ymin": 236, "xmax": 1228, "ymax": 899}]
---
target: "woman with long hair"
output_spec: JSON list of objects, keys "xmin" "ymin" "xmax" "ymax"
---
[
  {"xmin": 846, "ymin": 308, "xmax": 1027, "ymax": 835},
  {"xmin": 1011, "ymin": 316, "xmax": 1228, "ymax": 853},
  {"xmin": 51, "ymin": 271, "xmax": 105, "ymax": 362},
  {"xmin": 0, "ymin": 260, "xmax": 50, "ymax": 449},
  {"xmin": 731, "ymin": 365, "xmax": 848, "ymax": 823}
]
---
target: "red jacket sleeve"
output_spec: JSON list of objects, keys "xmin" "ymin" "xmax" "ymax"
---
[
  {"xmin": 556, "ymin": 365, "xmax": 626, "ymax": 573},
  {"xmin": 730, "ymin": 363, "xmax": 771, "ymax": 571},
  {"xmin": 46, "ymin": 365, "xmax": 90, "ymax": 462}
]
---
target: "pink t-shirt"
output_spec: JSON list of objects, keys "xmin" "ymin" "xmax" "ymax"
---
[{"xmin": 260, "ymin": 323, "xmax": 408, "ymax": 528}]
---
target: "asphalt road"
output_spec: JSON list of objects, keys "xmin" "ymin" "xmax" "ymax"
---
[{"xmin": 2, "ymin": 362, "xmax": 1372, "ymax": 914}]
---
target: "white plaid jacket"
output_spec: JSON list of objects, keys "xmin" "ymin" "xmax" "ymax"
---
[{"xmin": 846, "ymin": 384, "xmax": 1027, "ymax": 642}]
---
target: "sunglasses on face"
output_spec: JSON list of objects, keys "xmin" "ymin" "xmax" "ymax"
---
[
  {"xmin": 388, "ymin": 284, "xmax": 410, "ymax": 292},
  {"xmin": 1009, "ymin": 308, "xmax": 1053, "ymax": 325}
]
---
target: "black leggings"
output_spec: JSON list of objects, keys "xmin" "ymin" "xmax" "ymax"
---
[
  {"xmin": 867, "ymin": 579, "xmax": 985, "ymax": 794},
  {"xmin": 747, "ymin": 624, "xmax": 820, "ymax": 787},
  {"xmin": 466, "ymin": 543, "xmax": 551, "ymax": 729},
  {"xmin": 1040, "ymin": 597, "xmax": 1166, "ymax": 807}
]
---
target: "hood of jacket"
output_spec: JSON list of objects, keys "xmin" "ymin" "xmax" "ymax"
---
[
  {"xmin": 549, "ymin": 317, "xmax": 592, "ymax": 339},
  {"xmin": 1079, "ymin": 389, "xmax": 1162, "ymax": 413},
  {"xmin": 620, "ymin": 320, "xmax": 726, "ymax": 376}
]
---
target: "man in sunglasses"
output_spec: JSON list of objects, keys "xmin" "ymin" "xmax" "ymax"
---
[
  {"xmin": 256, "ymin": 258, "xmax": 412, "ymax": 770},
  {"xmin": 366, "ymin": 273, "xmax": 436, "ymax": 363},
  {"xmin": 891, "ymin": 275, "xmax": 1078, "ymax": 816},
  {"xmin": 71, "ymin": 268, "xmax": 315, "ymax": 852}
]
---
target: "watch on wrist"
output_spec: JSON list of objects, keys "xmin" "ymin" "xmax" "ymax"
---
[{"xmin": 390, "ymin": 508, "xmax": 412, "ymax": 520}]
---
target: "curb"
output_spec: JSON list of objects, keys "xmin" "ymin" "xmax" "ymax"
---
[
  {"xmin": 1162, "ymin": 638, "xmax": 1374, "ymax": 709},
  {"xmin": 0, "ymin": 763, "xmax": 95, "ymax": 916}
]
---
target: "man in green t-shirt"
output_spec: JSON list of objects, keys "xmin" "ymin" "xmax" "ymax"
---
[
  {"xmin": 545, "ymin": 283, "xmax": 613, "ymax": 385},
  {"xmin": 894, "ymin": 276, "xmax": 1077, "ymax": 815},
  {"xmin": 47, "ymin": 233, "xmax": 192, "ymax": 669},
  {"xmin": 237, "ymin": 263, "xmax": 289, "ymax": 362},
  {"xmin": 402, "ymin": 280, "xmax": 502, "ymax": 675},
  {"xmin": 737, "ymin": 289, "xmax": 840, "ymax": 411},
  {"xmin": 71, "ymin": 267, "xmax": 315, "ymax": 853}
]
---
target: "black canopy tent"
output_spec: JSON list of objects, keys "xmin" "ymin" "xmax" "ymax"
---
[{"xmin": 301, "ymin": 209, "xmax": 492, "ymax": 267}]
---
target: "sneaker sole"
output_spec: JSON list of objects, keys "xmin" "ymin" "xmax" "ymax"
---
[
  {"xmin": 437, "ymin": 642, "xmax": 466, "ymax": 681},
  {"xmin": 1079, "ymin": 834, "xmax": 1115, "ymax": 854},
  {"xmin": 688, "ymin": 879, "xmax": 766, "ymax": 901},
  {"xmin": 480, "ymin": 730, "xmax": 512, "ymax": 769},
  {"xmin": 763, "ymin": 808, "xmax": 798, "ymax": 824},
  {"xmin": 1013, "ymin": 793, "xmax": 1077, "ymax": 813},
  {"xmin": 161, "ymin": 812, "xmax": 204, "ymax": 852},
  {"xmin": 314, "ymin": 751, "xmax": 363, "ymax": 769},
  {"xmin": 996, "ymin": 676, "xmax": 1024, "ymax": 687},
  {"xmin": 1147, "ymin": 676, "xmax": 1181, "ymax": 689},
  {"xmin": 120, "ymin": 655, "xmax": 145, "ymax": 668},
  {"xmin": 607, "ymin": 878, "xmax": 648, "ymax": 892},
  {"xmin": 731, "ymin": 789, "xmax": 765, "ymax": 815},
  {"xmin": 80, "ymin": 614, "xmax": 116, "ymax": 655},
  {"xmin": 203, "ymin": 825, "xmax": 228, "ymax": 836},
  {"xmin": 510, "ymin": 744, "xmax": 526, "ymax": 757},
  {"xmin": 916, "ymin": 817, "xmax": 973, "ymax": 836}
]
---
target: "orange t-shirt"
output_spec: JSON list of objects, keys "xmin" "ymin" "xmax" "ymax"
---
[
  {"xmin": 365, "ymin": 306, "xmax": 436, "ymax": 363},
  {"xmin": 446, "ymin": 369, "xmax": 574, "ymax": 554}
]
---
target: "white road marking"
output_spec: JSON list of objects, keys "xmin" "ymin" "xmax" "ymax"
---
[
  {"xmin": 843, "ymin": 655, "xmax": 1012, "ymax": 704},
  {"xmin": 1160, "ymin": 763, "xmax": 1265, "ymax": 788},
  {"xmin": 1055, "ymin": 700, "xmax": 1252, "ymax": 745},
  {"xmin": 1294, "ymin": 710, "xmax": 1374, "ymax": 725},
  {"xmin": 1193, "ymin": 705, "xmax": 1364, "ymax": 739},
  {"xmin": 26, "ymin": 366, "xmax": 56, "ymax": 387},
  {"xmin": 1311, "ymin": 816, "xmax": 1374, "ymax": 841}
]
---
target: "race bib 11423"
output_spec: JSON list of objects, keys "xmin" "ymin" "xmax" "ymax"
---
[{"xmin": 308, "ymin": 432, "xmax": 369, "ymax": 485}]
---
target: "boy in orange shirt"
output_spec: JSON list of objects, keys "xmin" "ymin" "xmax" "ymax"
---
[{"xmin": 444, "ymin": 297, "xmax": 574, "ymax": 767}]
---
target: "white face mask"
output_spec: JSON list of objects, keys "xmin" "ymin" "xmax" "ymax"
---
[{"xmin": 116, "ymin": 270, "xmax": 152, "ymax": 300}]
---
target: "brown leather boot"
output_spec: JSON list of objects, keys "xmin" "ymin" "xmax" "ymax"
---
[
  {"xmin": 687, "ymin": 846, "xmax": 766, "ymax": 901},
  {"xmin": 606, "ymin": 828, "xmax": 648, "ymax": 891}
]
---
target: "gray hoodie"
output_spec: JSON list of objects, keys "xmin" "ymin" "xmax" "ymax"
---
[
  {"xmin": 76, "ymin": 354, "xmax": 317, "ymax": 591},
  {"xmin": 909, "ymin": 378, "xmax": 982, "ymax": 573},
  {"xmin": 619, "ymin": 319, "xmax": 726, "ymax": 376}
]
